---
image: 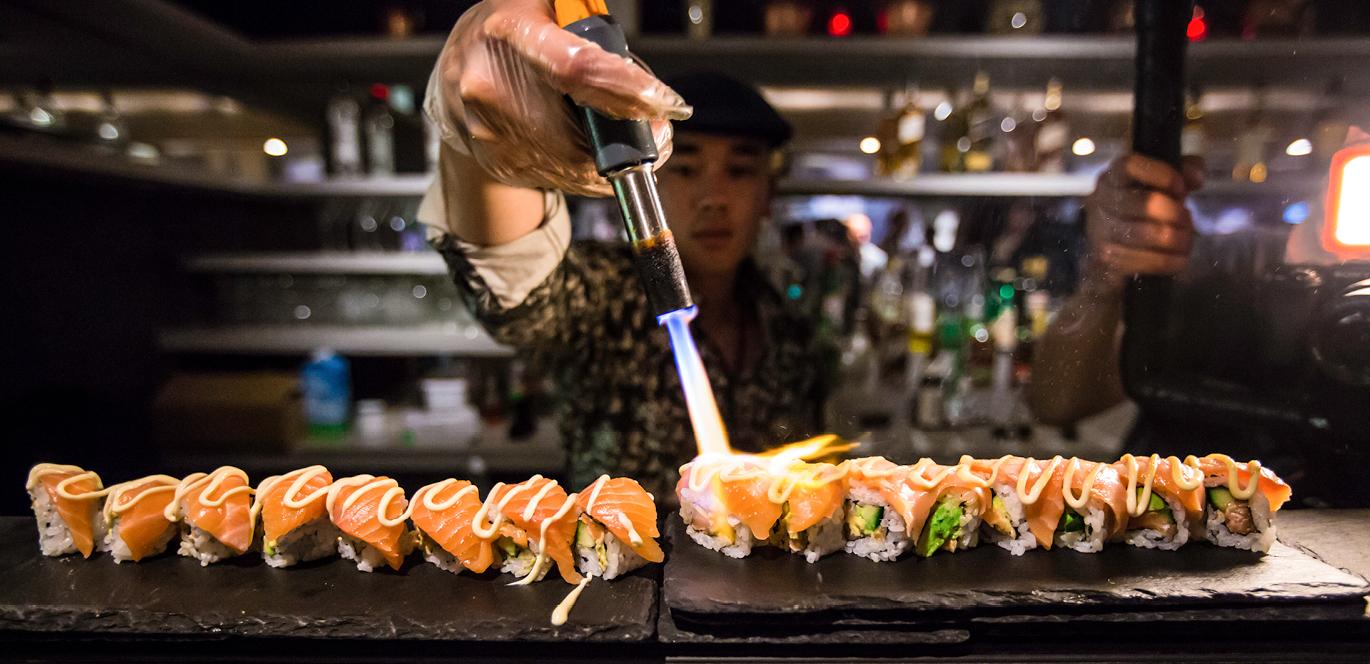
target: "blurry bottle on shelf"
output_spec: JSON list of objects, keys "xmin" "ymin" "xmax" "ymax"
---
[
  {"xmin": 478, "ymin": 366, "xmax": 507, "ymax": 427},
  {"xmin": 986, "ymin": 0, "xmax": 1044, "ymax": 34},
  {"xmin": 1181, "ymin": 86, "xmax": 1208, "ymax": 158},
  {"xmin": 999, "ymin": 94, "xmax": 1033, "ymax": 173},
  {"xmin": 364, "ymin": 85, "xmax": 396, "ymax": 177},
  {"xmin": 507, "ymin": 360, "xmax": 537, "ymax": 440},
  {"xmin": 874, "ymin": 90, "xmax": 901, "ymax": 178},
  {"xmin": 1107, "ymin": 0, "xmax": 1135, "ymax": 32},
  {"xmin": 1310, "ymin": 79, "xmax": 1350, "ymax": 163},
  {"xmin": 939, "ymin": 73, "xmax": 994, "ymax": 173},
  {"xmin": 302, "ymin": 349, "xmax": 351, "ymax": 439},
  {"xmin": 1031, "ymin": 78, "xmax": 1070, "ymax": 174},
  {"xmin": 93, "ymin": 91, "xmax": 128, "ymax": 152},
  {"xmin": 963, "ymin": 296, "xmax": 993, "ymax": 389},
  {"xmin": 685, "ymin": 0, "xmax": 713, "ymax": 39},
  {"xmin": 1242, "ymin": 0, "xmax": 1314, "ymax": 39},
  {"xmin": 840, "ymin": 308, "xmax": 879, "ymax": 394},
  {"xmin": 880, "ymin": 84, "xmax": 927, "ymax": 178},
  {"xmin": 880, "ymin": 0, "xmax": 934, "ymax": 36},
  {"xmin": 381, "ymin": 3, "xmax": 422, "ymax": 38},
  {"xmin": 905, "ymin": 247, "xmax": 937, "ymax": 357},
  {"xmin": 764, "ymin": 0, "xmax": 813, "ymax": 37},
  {"xmin": 1232, "ymin": 86, "xmax": 1273, "ymax": 183},
  {"xmin": 15, "ymin": 84, "xmax": 66, "ymax": 134},
  {"xmin": 326, "ymin": 87, "xmax": 364, "ymax": 178}
]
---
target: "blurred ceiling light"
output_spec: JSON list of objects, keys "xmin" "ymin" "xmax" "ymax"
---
[
  {"xmin": 1072, "ymin": 137, "xmax": 1096, "ymax": 156},
  {"xmin": 1285, "ymin": 138, "xmax": 1313, "ymax": 157},
  {"xmin": 263, "ymin": 138, "xmax": 288, "ymax": 157},
  {"xmin": 933, "ymin": 101, "xmax": 953, "ymax": 121},
  {"xmin": 859, "ymin": 136, "xmax": 882, "ymax": 154}
]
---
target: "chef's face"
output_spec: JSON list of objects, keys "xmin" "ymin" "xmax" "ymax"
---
[{"xmin": 656, "ymin": 131, "xmax": 772, "ymax": 278}]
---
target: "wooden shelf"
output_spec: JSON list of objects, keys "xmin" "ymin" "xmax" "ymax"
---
[{"xmin": 158, "ymin": 325, "xmax": 512, "ymax": 357}]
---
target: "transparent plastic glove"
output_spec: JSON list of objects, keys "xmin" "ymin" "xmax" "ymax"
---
[{"xmin": 425, "ymin": 0, "xmax": 691, "ymax": 198}]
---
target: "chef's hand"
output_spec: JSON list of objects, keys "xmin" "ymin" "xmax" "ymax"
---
[
  {"xmin": 1082, "ymin": 154, "xmax": 1205, "ymax": 294},
  {"xmin": 426, "ymin": 0, "xmax": 691, "ymax": 197}
]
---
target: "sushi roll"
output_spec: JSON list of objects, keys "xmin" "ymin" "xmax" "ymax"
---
[
  {"xmin": 1115, "ymin": 454, "xmax": 1206, "ymax": 551},
  {"xmin": 409, "ymin": 478, "xmax": 497, "ymax": 575},
  {"xmin": 101, "ymin": 475, "xmax": 179, "ymax": 563},
  {"xmin": 1194, "ymin": 454, "xmax": 1291, "ymax": 553},
  {"xmin": 842, "ymin": 457, "xmax": 914, "ymax": 561},
  {"xmin": 484, "ymin": 476, "xmax": 582, "ymax": 584},
  {"xmin": 676, "ymin": 456, "xmax": 771, "ymax": 559},
  {"xmin": 574, "ymin": 476, "xmax": 664, "ymax": 579},
  {"xmin": 963, "ymin": 456, "xmax": 1039, "ymax": 556},
  {"xmin": 894, "ymin": 459, "xmax": 992, "ymax": 559},
  {"xmin": 165, "ymin": 467, "xmax": 255, "ymax": 565},
  {"xmin": 1052, "ymin": 457, "xmax": 1128, "ymax": 553},
  {"xmin": 26, "ymin": 463, "xmax": 107, "ymax": 558},
  {"xmin": 253, "ymin": 465, "xmax": 338, "ymax": 568},
  {"xmin": 765, "ymin": 461, "xmax": 847, "ymax": 562},
  {"xmin": 326, "ymin": 474, "xmax": 414, "ymax": 572}
]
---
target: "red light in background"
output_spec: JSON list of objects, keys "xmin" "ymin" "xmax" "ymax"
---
[
  {"xmin": 369, "ymin": 83, "xmax": 390, "ymax": 101},
  {"xmin": 876, "ymin": 9, "xmax": 889, "ymax": 35},
  {"xmin": 828, "ymin": 10, "xmax": 853, "ymax": 37},
  {"xmin": 1187, "ymin": 7, "xmax": 1208, "ymax": 42}
]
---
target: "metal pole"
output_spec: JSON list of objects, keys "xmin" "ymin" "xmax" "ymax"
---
[{"xmin": 1121, "ymin": 0, "xmax": 1193, "ymax": 401}]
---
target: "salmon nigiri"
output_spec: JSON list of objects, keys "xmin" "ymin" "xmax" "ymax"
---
[
  {"xmin": 27, "ymin": 463, "xmax": 107, "ymax": 558},
  {"xmin": 573, "ymin": 476, "xmax": 664, "ymax": 579},
  {"xmin": 488, "ymin": 476, "xmax": 582, "ymax": 584},
  {"xmin": 327, "ymin": 474, "xmax": 413, "ymax": 572},
  {"xmin": 253, "ymin": 466, "xmax": 338, "ymax": 567},
  {"xmin": 166, "ymin": 467, "xmax": 255, "ymax": 565},
  {"xmin": 101, "ymin": 475, "xmax": 179, "ymax": 563},
  {"xmin": 410, "ymin": 479, "xmax": 496, "ymax": 575}
]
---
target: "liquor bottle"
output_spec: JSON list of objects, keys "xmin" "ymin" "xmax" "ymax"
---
[
  {"xmin": 881, "ymin": 0, "xmax": 935, "ymax": 36},
  {"xmin": 1181, "ymin": 86, "xmax": 1207, "ymax": 157},
  {"xmin": 986, "ymin": 0, "xmax": 1044, "ymax": 34},
  {"xmin": 999, "ymin": 94, "xmax": 1033, "ymax": 173},
  {"xmin": 905, "ymin": 247, "xmax": 937, "ymax": 357},
  {"xmin": 892, "ymin": 83, "xmax": 926, "ymax": 178},
  {"xmin": 327, "ymin": 88, "xmax": 364, "ymax": 178},
  {"xmin": 1242, "ymin": 0, "xmax": 1313, "ymax": 39},
  {"xmin": 963, "ymin": 72, "xmax": 996, "ymax": 173},
  {"xmin": 764, "ymin": 0, "xmax": 813, "ymax": 37},
  {"xmin": 874, "ymin": 89, "xmax": 900, "ymax": 177},
  {"xmin": 1232, "ymin": 87, "xmax": 1273, "ymax": 183},
  {"xmin": 507, "ymin": 360, "xmax": 537, "ymax": 440},
  {"xmin": 364, "ymin": 85, "xmax": 397, "ymax": 177},
  {"xmin": 937, "ymin": 86, "xmax": 968, "ymax": 173},
  {"xmin": 1031, "ymin": 78, "xmax": 1069, "ymax": 173}
]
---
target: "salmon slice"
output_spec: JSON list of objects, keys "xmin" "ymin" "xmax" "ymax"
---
[
  {"xmin": 1194, "ymin": 455, "xmax": 1292, "ymax": 511},
  {"xmin": 327, "ymin": 475, "xmax": 410, "ymax": 571},
  {"xmin": 780, "ymin": 464, "xmax": 846, "ymax": 536},
  {"xmin": 886, "ymin": 461, "xmax": 990, "ymax": 542},
  {"xmin": 32, "ymin": 466, "xmax": 103, "ymax": 558},
  {"xmin": 107, "ymin": 476, "xmax": 178, "ymax": 561},
  {"xmin": 995, "ymin": 457, "xmax": 1067, "ymax": 550},
  {"xmin": 495, "ymin": 477, "xmax": 582, "ymax": 584},
  {"xmin": 410, "ymin": 479, "xmax": 496, "ymax": 574},
  {"xmin": 1065, "ymin": 459, "xmax": 1129, "ymax": 539},
  {"xmin": 256, "ymin": 466, "xmax": 333, "ymax": 546},
  {"xmin": 181, "ymin": 469, "xmax": 255, "ymax": 555},
  {"xmin": 576, "ymin": 477, "xmax": 664, "ymax": 563},
  {"xmin": 717, "ymin": 462, "xmax": 783, "ymax": 541}
]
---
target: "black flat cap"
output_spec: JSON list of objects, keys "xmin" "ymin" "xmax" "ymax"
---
[{"xmin": 665, "ymin": 71, "xmax": 792, "ymax": 148}]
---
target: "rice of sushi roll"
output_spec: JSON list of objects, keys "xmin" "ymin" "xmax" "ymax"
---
[
  {"xmin": 1115, "ymin": 454, "xmax": 1206, "ymax": 551},
  {"xmin": 1194, "ymin": 454, "xmax": 1291, "ymax": 553},
  {"xmin": 166, "ymin": 467, "xmax": 256, "ymax": 566},
  {"xmin": 574, "ymin": 476, "xmax": 665, "ymax": 579},
  {"xmin": 101, "ymin": 475, "xmax": 180, "ymax": 563},
  {"xmin": 842, "ymin": 458, "xmax": 913, "ymax": 561},
  {"xmin": 1052, "ymin": 458, "xmax": 1128, "ymax": 554},
  {"xmin": 326, "ymin": 474, "xmax": 414, "ymax": 572},
  {"xmin": 409, "ymin": 478, "xmax": 500, "ymax": 575},
  {"xmin": 253, "ymin": 466, "xmax": 339, "ymax": 568},
  {"xmin": 26, "ymin": 463, "xmax": 108, "ymax": 558},
  {"xmin": 676, "ymin": 457, "xmax": 767, "ymax": 559}
]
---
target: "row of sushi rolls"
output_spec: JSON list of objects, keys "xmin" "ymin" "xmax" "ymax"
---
[
  {"xmin": 25, "ymin": 464, "xmax": 663, "ymax": 590},
  {"xmin": 677, "ymin": 450, "xmax": 1291, "ymax": 561}
]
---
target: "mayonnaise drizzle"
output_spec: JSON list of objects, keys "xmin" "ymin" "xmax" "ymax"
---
[
  {"xmin": 326, "ymin": 475, "xmax": 410, "ymax": 527},
  {"xmin": 102, "ymin": 475, "xmax": 179, "ymax": 524},
  {"xmin": 251, "ymin": 465, "xmax": 332, "ymax": 521},
  {"xmin": 164, "ymin": 467, "xmax": 254, "ymax": 522},
  {"xmin": 472, "ymin": 476, "xmax": 543, "ymax": 539},
  {"xmin": 956, "ymin": 454, "xmax": 1011, "ymax": 488},
  {"xmin": 1062, "ymin": 458, "xmax": 1103, "ymax": 511},
  {"xmin": 1203, "ymin": 454, "xmax": 1263, "ymax": 500},
  {"xmin": 907, "ymin": 458, "xmax": 957, "ymax": 490},
  {"xmin": 583, "ymin": 475, "xmax": 610, "ymax": 513},
  {"xmin": 1170, "ymin": 456, "xmax": 1204, "ymax": 491},
  {"xmin": 616, "ymin": 512, "xmax": 644, "ymax": 547},
  {"xmin": 26, "ymin": 464, "xmax": 109, "ymax": 501},
  {"xmin": 508, "ymin": 491, "xmax": 580, "ymax": 586},
  {"xmin": 1121, "ymin": 454, "xmax": 1161, "ymax": 518},
  {"xmin": 1016, "ymin": 456, "xmax": 1063, "ymax": 506},
  {"xmin": 551, "ymin": 577, "xmax": 592, "ymax": 626},
  {"xmin": 420, "ymin": 480, "xmax": 478, "ymax": 511}
]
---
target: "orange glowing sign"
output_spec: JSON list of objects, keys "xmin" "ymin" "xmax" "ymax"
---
[{"xmin": 1324, "ymin": 142, "xmax": 1370, "ymax": 256}]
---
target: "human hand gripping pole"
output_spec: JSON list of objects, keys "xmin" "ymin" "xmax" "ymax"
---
[{"xmin": 555, "ymin": 0, "xmax": 730, "ymax": 455}]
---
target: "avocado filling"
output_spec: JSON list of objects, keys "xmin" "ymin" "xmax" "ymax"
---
[
  {"xmin": 1207, "ymin": 487, "xmax": 1254, "ymax": 535},
  {"xmin": 575, "ymin": 519, "xmax": 609, "ymax": 568},
  {"xmin": 496, "ymin": 535, "xmax": 534, "ymax": 565},
  {"xmin": 845, "ymin": 503, "xmax": 885, "ymax": 539},
  {"xmin": 1128, "ymin": 488, "xmax": 1176, "ymax": 537},
  {"xmin": 981, "ymin": 495, "xmax": 1014, "ymax": 538},
  {"xmin": 915, "ymin": 498, "xmax": 964, "ymax": 558}
]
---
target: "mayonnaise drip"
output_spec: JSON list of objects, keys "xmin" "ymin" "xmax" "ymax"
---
[
  {"xmin": 472, "ymin": 475, "xmax": 543, "ymax": 539},
  {"xmin": 907, "ymin": 458, "xmax": 957, "ymax": 490},
  {"xmin": 1015, "ymin": 456, "xmax": 1063, "ymax": 506},
  {"xmin": 326, "ymin": 475, "xmax": 410, "ymax": 527},
  {"xmin": 508, "ymin": 491, "xmax": 579, "ymax": 586},
  {"xmin": 1121, "ymin": 454, "xmax": 1160, "ymax": 518},
  {"xmin": 551, "ymin": 577, "xmax": 592, "ymax": 626},
  {"xmin": 102, "ymin": 475, "xmax": 179, "ymax": 524},
  {"xmin": 583, "ymin": 475, "xmax": 610, "ymax": 514},
  {"xmin": 1062, "ymin": 457, "xmax": 1103, "ymax": 511},
  {"xmin": 1170, "ymin": 456, "xmax": 1204, "ymax": 491},
  {"xmin": 420, "ymin": 480, "xmax": 477, "ymax": 511},
  {"xmin": 251, "ymin": 465, "xmax": 332, "ymax": 522},
  {"xmin": 956, "ymin": 454, "xmax": 1010, "ymax": 488},
  {"xmin": 1203, "ymin": 454, "xmax": 1263, "ymax": 500},
  {"xmin": 26, "ymin": 463, "xmax": 109, "ymax": 501}
]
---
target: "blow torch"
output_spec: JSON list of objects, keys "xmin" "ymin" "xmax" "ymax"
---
[{"xmin": 554, "ymin": 0, "xmax": 731, "ymax": 455}]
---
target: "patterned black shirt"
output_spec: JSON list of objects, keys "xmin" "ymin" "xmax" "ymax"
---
[{"xmin": 433, "ymin": 236, "xmax": 829, "ymax": 498}]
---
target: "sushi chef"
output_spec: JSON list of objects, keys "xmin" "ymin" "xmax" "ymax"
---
[{"xmin": 420, "ymin": 0, "xmax": 1173, "ymax": 497}]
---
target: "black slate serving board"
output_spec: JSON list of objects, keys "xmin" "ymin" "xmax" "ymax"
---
[
  {"xmin": 661, "ymin": 515, "xmax": 1368, "ymax": 641},
  {"xmin": 0, "ymin": 518, "xmax": 655, "ymax": 641}
]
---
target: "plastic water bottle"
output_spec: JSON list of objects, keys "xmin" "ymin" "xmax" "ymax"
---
[{"xmin": 302, "ymin": 348, "xmax": 351, "ymax": 438}]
